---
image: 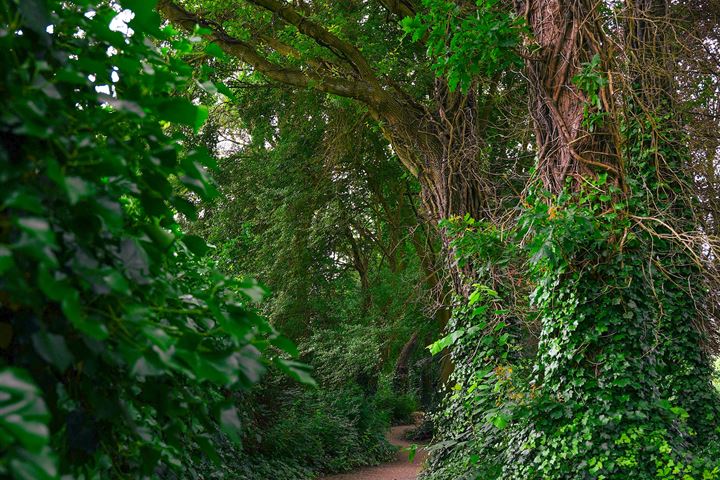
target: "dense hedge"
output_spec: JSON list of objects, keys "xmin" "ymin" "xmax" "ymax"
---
[{"xmin": 0, "ymin": 2, "xmax": 309, "ymax": 477}]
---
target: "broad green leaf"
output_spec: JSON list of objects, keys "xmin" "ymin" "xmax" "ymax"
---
[
  {"xmin": 275, "ymin": 358, "xmax": 316, "ymax": 387},
  {"xmin": 64, "ymin": 176, "xmax": 94, "ymax": 205},
  {"xmin": 219, "ymin": 405, "xmax": 242, "ymax": 444},
  {"xmin": 32, "ymin": 331, "xmax": 74, "ymax": 372},
  {"xmin": 2, "ymin": 190, "xmax": 44, "ymax": 214},
  {"xmin": 0, "ymin": 368, "xmax": 50, "ymax": 451},
  {"xmin": 62, "ymin": 291, "xmax": 108, "ymax": 340},
  {"xmin": 157, "ymin": 98, "xmax": 208, "ymax": 131},
  {"xmin": 270, "ymin": 336, "xmax": 299, "ymax": 358},
  {"xmin": 9, "ymin": 446, "xmax": 57, "ymax": 480},
  {"xmin": 16, "ymin": 217, "xmax": 55, "ymax": 246},
  {"xmin": 182, "ymin": 235, "xmax": 210, "ymax": 257},
  {"xmin": 428, "ymin": 329, "xmax": 465, "ymax": 356}
]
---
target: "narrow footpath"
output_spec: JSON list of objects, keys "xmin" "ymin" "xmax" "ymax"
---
[{"xmin": 319, "ymin": 425, "xmax": 427, "ymax": 480}]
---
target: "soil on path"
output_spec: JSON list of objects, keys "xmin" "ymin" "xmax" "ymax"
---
[{"xmin": 319, "ymin": 425, "xmax": 427, "ymax": 480}]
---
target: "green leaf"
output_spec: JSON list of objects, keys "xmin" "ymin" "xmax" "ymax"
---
[
  {"xmin": 270, "ymin": 336, "xmax": 299, "ymax": 358},
  {"xmin": 9, "ymin": 446, "xmax": 58, "ymax": 480},
  {"xmin": 18, "ymin": 0, "xmax": 51, "ymax": 36},
  {"xmin": 0, "ymin": 368, "xmax": 51, "ymax": 451},
  {"xmin": 406, "ymin": 444, "xmax": 418, "ymax": 463},
  {"xmin": 275, "ymin": 358, "xmax": 316, "ymax": 387},
  {"xmin": 182, "ymin": 235, "xmax": 210, "ymax": 257},
  {"xmin": 0, "ymin": 246, "xmax": 14, "ymax": 274},
  {"xmin": 3, "ymin": 190, "xmax": 44, "ymax": 214},
  {"xmin": 144, "ymin": 224, "xmax": 175, "ymax": 249},
  {"xmin": 428, "ymin": 329, "xmax": 465, "ymax": 356},
  {"xmin": 204, "ymin": 42, "xmax": 226, "ymax": 59},
  {"xmin": 32, "ymin": 331, "xmax": 74, "ymax": 372},
  {"xmin": 196, "ymin": 434, "xmax": 221, "ymax": 465},
  {"xmin": 16, "ymin": 217, "xmax": 55, "ymax": 246},
  {"xmin": 491, "ymin": 413, "xmax": 509, "ymax": 429},
  {"xmin": 37, "ymin": 267, "xmax": 72, "ymax": 301},
  {"xmin": 98, "ymin": 94, "xmax": 146, "ymax": 117},
  {"xmin": 157, "ymin": 98, "xmax": 208, "ymax": 131},
  {"xmin": 64, "ymin": 176, "xmax": 94, "ymax": 205},
  {"xmin": 62, "ymin": 291, "xmax": 108, "ymax": 340},
  {"xmin": 219, "ymin": 405, "xmax": 242, "ymax": 444},
  {"xmin": 102, "ymin": 269, "xmax": 130, "ymax": 295}
]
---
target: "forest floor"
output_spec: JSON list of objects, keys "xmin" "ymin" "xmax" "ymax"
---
[{"xmin": 319, "ymin": 425, "xmax": 427, "ymax": 480}]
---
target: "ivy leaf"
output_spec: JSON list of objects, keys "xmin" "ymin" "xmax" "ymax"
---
[{"xmin": 491, "ymin": 413, "xmax": 509, "ymax": 429}]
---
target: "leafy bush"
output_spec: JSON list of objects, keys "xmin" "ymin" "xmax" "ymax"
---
[
  {"xmin": 375, "ymin": 383, "xmax": 420, "ymax": 425},
  {"xmin": 0, "ymin": 2, "xmax": 305, "ymax": 477},
  {"xmin": 201, "ymin": 379, "xmax": 396, "ymax": 479}
]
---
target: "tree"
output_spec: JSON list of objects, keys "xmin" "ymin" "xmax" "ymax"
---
[
  {"xmin": 155, "ymin": 0, "xmax": 720, "ymax": 477},
  {"xmin": 157, "ymin": 0, "xmax": 528, "ymax": 294},
  {"xmin": 425, "ymin": 1, "xmax": 720, "ymax": 478}
]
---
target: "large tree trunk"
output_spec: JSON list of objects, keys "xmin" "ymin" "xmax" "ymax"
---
[
  {"xmin": 507, "ymin": 0, "xmax": 720, "ymax": 475},
  {"xmin": 373, "ymin": 81, "xmax": 494, "ymax": 296},
  {"xmin": 520, "ymin": 0, "xmax": 619, "ymax": 193}
]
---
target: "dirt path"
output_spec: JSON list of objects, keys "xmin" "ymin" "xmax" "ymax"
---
[{"xmin": 319, "ymin": 425, "xmax": 427, "ymax": 480}]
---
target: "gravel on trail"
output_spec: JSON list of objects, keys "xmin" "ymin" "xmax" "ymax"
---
[{"xmin": 318, "ymin": 425, "xmax": 427, "ymax": 480}]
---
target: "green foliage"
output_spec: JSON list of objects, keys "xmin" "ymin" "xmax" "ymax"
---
[
  {"xmin": 572, "ymin": 54, "xmax": 610, "ymax": 131},
  {"xmin": 375, "ymin": 383, "xmax": 420, "ymax": 425},
  {"xmin": 421, "ymin": 222, "xmax": 524, "ymax": 480},
  {"xmin": 196, "ymin": 380, "xmax": 397, "ymax": 480},
  {"xmin": 0, "ymin": 1, "xmax": 298, "ymax": 477},
  {"xmin": 179, "ymin": 48, "xmax": 439, "ymax": 476},
  {"xmin": 423, "ymin": 107, "xmax": 720, "ymax": 478},
  {"xmin": 402, "ymin": 0, "xmax": 524, "ymax": 91}
]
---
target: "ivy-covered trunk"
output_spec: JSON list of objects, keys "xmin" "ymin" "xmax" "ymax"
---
[
  {"xmin": 509, "ymin": 0, "xmax": 720, "ymax": 476},
  {"xmin": 372, "ymin": 80, "xmax": 497, "ymax": 297}
]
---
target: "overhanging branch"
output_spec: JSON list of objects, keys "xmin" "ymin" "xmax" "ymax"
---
[
  {"xmin": 157, "ymin": 0, "xmax": 379, "ymax": 103},
  {"xmin": 247, "ymin": 0, "xmax": 379, "ymax": 82}
]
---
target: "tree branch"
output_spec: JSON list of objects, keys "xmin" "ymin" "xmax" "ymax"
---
[
  {"xmin": 157, "ymin": 0, "xmax": 379, "ymax": 104},
  {"xmin": 246, "ymin": 0, "xmax": 379, "ymax": 82},
  {"xmin": 377, "ymin": 0, "xmax": 416, "ymax": 19}
]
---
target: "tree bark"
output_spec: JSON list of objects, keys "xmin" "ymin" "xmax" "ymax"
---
[{"xmin": 517, "ymin": 0, "xmax": 619, "ymax": 193}]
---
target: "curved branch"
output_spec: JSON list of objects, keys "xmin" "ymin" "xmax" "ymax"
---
[
  {"xmin": 247, "ymin": 0, "xmax": 379, "ymax": 82},
  {"xmin": 157, "ymin": 0, "xmax": 379, "ymax": 104}
]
